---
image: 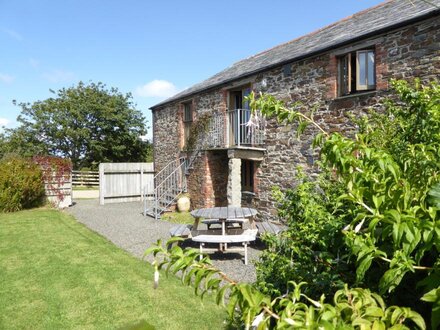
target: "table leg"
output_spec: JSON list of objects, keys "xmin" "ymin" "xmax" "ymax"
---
[
  {"xmin": 248, "ymin": 216, "xmax": 256, "ymax": 229},
  {"xmin": 194, "ymin": 217, "xmax": 201, "ymax": 230},
  {"xmin": 200, "ymin": 243, "xmax": 204, "ymax": 261},
  {"xmin": 243, "ymin": 242, "xmax": 248, "ymax": 265},
  {"xmin": 221, "ymin": 219, "xmax": 227, "ymax": 251}
]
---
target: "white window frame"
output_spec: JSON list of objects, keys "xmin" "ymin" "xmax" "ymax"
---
[{"xmin": 356, "ymin": 50, "xmax": 376, "ymax": 91}]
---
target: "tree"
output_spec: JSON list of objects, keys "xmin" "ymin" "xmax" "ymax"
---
[
  {"xmin": 7, "ymin": 81, "xmax": 149, "ymax": 169},
  {"xmin": 0, "ymin": 126, "xmax": 47, "ymax": 159}
]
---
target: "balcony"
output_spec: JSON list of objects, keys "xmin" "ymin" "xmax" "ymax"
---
[{"xmin": 203, "ymin": 109, "xmax": 265, "ymax": 150}]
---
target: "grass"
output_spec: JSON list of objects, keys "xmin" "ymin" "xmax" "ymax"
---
[
  {"xmin": 72, "ymin": 186, "xmax": 99, "ymax": 191},
  {"xmin": 161, "ymin": 211, "xmax": 195, "ymax": 224},
  {"xmin": 0, "ymin": 208, "xmax": 227, "ymax": 329}
]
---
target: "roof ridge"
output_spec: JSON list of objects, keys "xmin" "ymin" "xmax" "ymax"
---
[
  {"xmin": 244, "ymin": 0, "xmax": 392, "ymax": 62},
  {"xmin": 151, "ymin": 0, "xmax": 439, "ymax": 109}
]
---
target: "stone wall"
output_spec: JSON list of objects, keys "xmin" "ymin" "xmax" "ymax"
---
[
  {"xmin": 152, "ymin": 88, "xmax": 227, "ymax": 173},
  {"xmin": 152, "ymin": 103, "xmax": 182, "ymax": 172},
  {"xmin": 152, "ymin": 15, "xmax": 440, "ymax": 220},
  {"xmin": 186, "ymin": 150, "xmax": 229, "ymax": 209}
]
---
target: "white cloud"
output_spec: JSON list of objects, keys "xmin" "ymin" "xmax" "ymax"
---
[
  {"xmin": 42, "ymin": 69, "xmax": 75, "ymax": 83},
  {"xmin": 0, "ymin": 118, "xmax": 10, "ymax": 127},
  {"xmin": 135, "ymin": 79, "xmax": 178, "ymax": 98},
  {"xmin": 0, "ymin": 73, "xmax": 14, "ymax": 84},
  {"xmin": 1, "ymin": 28, "xmax": 23, "ymax": 41}
]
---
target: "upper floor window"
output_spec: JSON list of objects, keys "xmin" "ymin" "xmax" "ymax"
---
[
  {"xmin": 182, "ymin": 102, "xmax": 193, "ymax": 147},
  {"xmin": 338, "ymin": 49, "xmax": 375, "ymax": 96},
  {"xmin": 183, "ymin": 102, "xmax": 193, "ymax": 122}
]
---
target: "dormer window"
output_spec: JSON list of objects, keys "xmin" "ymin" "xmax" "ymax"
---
[{"xmin": 338, "ymin": 49, "xmax": 376, "ymax": 96}]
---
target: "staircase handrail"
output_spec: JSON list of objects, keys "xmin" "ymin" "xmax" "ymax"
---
[
  {"xmin": 155, "ymin": 161, "xmax": 187, "ymax": 190},
  {"xmin": 154, "ymin": 157, "xmax": 186, "ymax": 181}
]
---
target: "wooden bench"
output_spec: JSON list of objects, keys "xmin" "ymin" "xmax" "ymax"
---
[
  {"xmin": 169, "ymin": 224, "xmax": 192, "ymax": 238},
  {"xmin": 256, "ymin": 221, "xmax": 286, "ymax": 235},
  {"xmin": 191, "ymin": 229, "xmax": 257, "ymax": 265}
]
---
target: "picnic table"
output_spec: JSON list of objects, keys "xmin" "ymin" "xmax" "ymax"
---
[
  {"xmin": 191, "ymin": 206, "xmax": 258, "ymax": 234},
  {"xmin": 190, "ymin": 206, "xmax": 258, "ymax": 264}
]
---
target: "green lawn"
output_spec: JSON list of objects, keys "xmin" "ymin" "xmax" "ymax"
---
[
  {"xmin": 161, "ymin": 211, "xmax": 195, "ymax": 224},
  {"xmin": 0, "ymin": 209, "xmax": 227, "ymax": 329},
  {"xmin": 72, "ymin": 186, "xmax": 99, "ymax": 191}
]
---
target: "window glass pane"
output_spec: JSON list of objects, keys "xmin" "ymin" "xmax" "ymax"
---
[
  {"xmin": 234, "ymin": 94, "xmax": 242, "ymax": 109},
  {"xmin": 368, "ymin": 51, "xmax": 375, "ymax": 85},
  {"xmin": 241, "ymin": 160, "xmax": 254, "ymax": 192},
  {"xmin": 358, "ymin": 52, "xmax": 366, "ymax": 86},
  {"xmin": 243, "ymin": 88, "xmax": 251, "ymax": 109},
  {"xmin": 184, "ymin": 103, "xmax": 192, "ymax": 122}
]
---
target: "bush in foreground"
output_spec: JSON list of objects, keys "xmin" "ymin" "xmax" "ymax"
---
[{"xmin": 0, "ymin": 156, "xmax": 45, "ymax": 212}]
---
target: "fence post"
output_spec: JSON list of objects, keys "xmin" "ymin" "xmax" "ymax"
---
[
  {"xmin": 99, "ymin": 163, "xmax": 105, "ymax": 205},
  {"xmin": 140, "ymin": 165, "xmax": 144, "ymax": 202},
  {"xmin": 143, "ymin": 186, "xmax": 146, "ymax": 216}
]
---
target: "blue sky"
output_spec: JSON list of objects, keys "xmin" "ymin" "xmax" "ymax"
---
[{"xmin": 0, "ymin": 0, "xmax": 384, "ymax": 138}]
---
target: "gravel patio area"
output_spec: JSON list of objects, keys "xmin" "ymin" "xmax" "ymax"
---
[{"xmin": 65, "ymin": 199, "xmax": 263, "ymax": 283}]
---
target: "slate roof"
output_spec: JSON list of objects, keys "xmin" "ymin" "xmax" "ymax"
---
[{"xmin": 151, "ymin": 0, "xmax": 440, "ymax": 109}]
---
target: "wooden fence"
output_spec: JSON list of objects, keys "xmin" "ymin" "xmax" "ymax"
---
[
  {"xmin": 72, "ymin": 170, "xmax": 99, "ymax": 187},
  {"xmin": 99, "ymin": 163, "xmax": 154, "ymax": 205}
]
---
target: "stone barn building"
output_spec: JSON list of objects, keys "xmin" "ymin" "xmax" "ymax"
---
[{"xmin": 149, "ymin": 0, "xmax": 440, "ymax": 220}]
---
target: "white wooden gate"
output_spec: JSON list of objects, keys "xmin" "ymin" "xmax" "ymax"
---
[{"xmin": 99, "ymin": 163, "xmax": 154, "ymax": 205}]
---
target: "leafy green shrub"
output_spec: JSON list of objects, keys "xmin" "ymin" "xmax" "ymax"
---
[
  {"xmin": 250, "ymin": 79, "xmax": 440, "ymax": 328},
  {"xmin": 148, "ymin": 239, "xmax": 426, "ymax": 330},
  {"xmin": 255, "ymin": 170, "xmax": 355, "ymax": 299},
  {"xmin": 0, "ymin": 156, "xmax": 45, "ymax": 212}
]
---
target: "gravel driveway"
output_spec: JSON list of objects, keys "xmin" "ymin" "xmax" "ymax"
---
[{"xmin": 65, "ymin": 199, "xmax": 262, "ymax": 283}]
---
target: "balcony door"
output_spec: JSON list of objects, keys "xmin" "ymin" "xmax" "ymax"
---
[
  {"xmin": 229, "ymin": 87, "xmax": 251, "ymax": 146},
  {"xmin": 230, "ymin": 87, "xmax": 250, "ymax": 110}
]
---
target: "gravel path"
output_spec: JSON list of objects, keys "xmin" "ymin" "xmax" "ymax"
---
[{"xmin": 65, "ymin": 199, "xmax": 262, "ymax": 283}]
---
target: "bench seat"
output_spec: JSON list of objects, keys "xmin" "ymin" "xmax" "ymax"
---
[
  {"xmin": 169, "ymin": 224, "xmax": 192, "ymax": 238},
  {"xmin": 191, "ymin": 229, "xmax": 257, "ymax": 264},
  {"xmin": 192, "ymin": 233, "xmax": 256, "ymax": 244},
  {"xmin": 255, "ymin": 221, "xmax": 286, "ymax": 235}
]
